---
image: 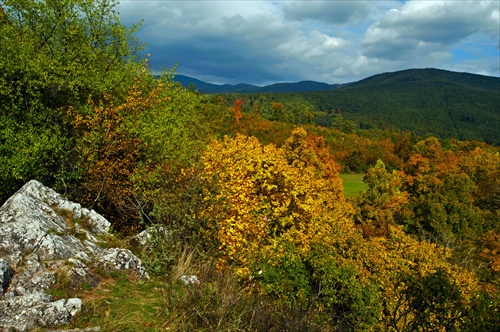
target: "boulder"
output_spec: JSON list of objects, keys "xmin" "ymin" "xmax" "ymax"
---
[
  {"xmin": 0, "ymin": 293, "xmax": 82, "ymax": 332},
  {"xmin": 95, "ymin": 248, "xmax": 149, "ymax": 280},
  {"xmin": 128, "ymin": 226, "xmax": 168, "ymax": 248},
  {"xmin": 0, "ymin": 180, "xmax": 149, "ymax": 331},
  {"xmin": 179, "ymin": 275, "xmax": 200, "ymax": 286},
  {"xmin": 0, "ymin": 180, "xmax": 110, "ymax": 267}
]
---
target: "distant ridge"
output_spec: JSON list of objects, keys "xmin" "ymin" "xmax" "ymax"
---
[
  {"xmin": 174, "ymin": 68, "xmax": 499, "ymax": 144},
  {"xmin": 303, "ymin": 68, "xmax": 500, "ymax": 145},
  {"xmin": 343, "ymin": 68, "xmax": 499, "ymax": 91},
  {"xmin": 173, "ymin": 75, "xmax": 339, "ymax": 93}
]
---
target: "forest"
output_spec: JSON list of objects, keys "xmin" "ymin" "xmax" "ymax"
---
[
  {"xmin": 215, "ymin": 68, "xmax": 500, "ymax": 146},
  {"xmin": 1, "ymin": 0, "xmax": 499, "ymax": 330}
]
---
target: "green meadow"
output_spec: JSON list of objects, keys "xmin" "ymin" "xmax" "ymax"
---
[{"xmin": 340, "ymin": 173, "xmax": 367, "ymax": 198}]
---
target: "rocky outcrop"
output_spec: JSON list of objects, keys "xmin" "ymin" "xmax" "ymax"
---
[
  {"xmin": 0, "ymin": 180, "xmax": 149, "ymax": 331},
  {"xmin": 0, "ymin": 294, "xmax": 82, "ymax": 332}
]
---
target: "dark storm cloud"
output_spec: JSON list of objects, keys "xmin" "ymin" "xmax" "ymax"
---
[{"xmin": 283, "ymin": 1, "xmax": 372, "ymax": 25}]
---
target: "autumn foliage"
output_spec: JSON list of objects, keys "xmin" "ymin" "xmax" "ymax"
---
[
  {"xmin": 70, "ymin": 67, "xmax": 161, "ymax": 231},
  {"xmin": 2, "ymin": 2, "xmax": 499, "ymax": 327},
  {"xmin": 200, "ymin": 128, "xmax": 349, "ymax": 271},
  {"xmin": 195, "ymin": 125, "xmax": 498, "ymax": 330},
  {"xmin": 63, "ymin": 73, "xmax": 500, "ymax": 329}
]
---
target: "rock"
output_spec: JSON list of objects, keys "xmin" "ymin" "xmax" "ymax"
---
[
  {"xmin": 0, "ymin": 259, "xmax": 13, "ymax": 294},
  {"xmin": 0, "ymin": 180, "xmax": 149, "ymax": 331},
  {"xmin": 179, "ymin": 275, "xmax": 200, "ymax": 286},
  {"xmin": 64, "ymin": 258, "xmax": 100, "ymax": 289},
  {"xmin": 0, "ymin": 293, "xmax": 82, "ymax": 331},
  {"xmin": 8, "ymin": 253, "xmax": 53, "ymax": 296},
  {"xmin": 128, "ymin": 225, "xmax": 169, "ymax": 248},
  {"xmin": 0, "ymin": 180, "xmax": 110, "ymax": 267},
  {"xmin": 96, "ymin": 248, "xmax": 149, "ymax": 280}
]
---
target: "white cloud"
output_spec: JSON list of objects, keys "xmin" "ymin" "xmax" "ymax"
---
[
  {"xmin": 278, "ymin": 31, "xmax": 350, "ymax": 59},
  {"xmin": 362, "ymin": 1, "xmax": 499, "ymax": 59},
  {"xmin": 116, "ymin": 0, "xmax": 499, "ymax": 84}
]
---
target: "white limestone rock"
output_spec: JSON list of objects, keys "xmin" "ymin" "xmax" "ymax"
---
[
  {"xmin": 96, "ymin": 248, "xmax": 149, "ymax": 280},
  {"xmin": 0, "ymin": 180, "xmax": 149, "ymax": 331},
  {"xmin": 179, "ymin": 275, "xmax": 200, "ymax": 286},
  {"xmin": 0, "ymin": 180, "xmax": 110, "ymax": 267},
  {"xmin": 129, "ymin": 226, "xmax": 169, "ymax": 248},
  {"xmin": 0, "ymin": 292, "xmax": 82, "ymax": 331}
]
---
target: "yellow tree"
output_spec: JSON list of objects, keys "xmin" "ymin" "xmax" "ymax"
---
[
  {"xmin": 200, "ymin": 128, "xmax": 351, "ymax": 275},
  {"xmin": 360, "ymin": 225, "xmax": 481, "ymax": 331}
]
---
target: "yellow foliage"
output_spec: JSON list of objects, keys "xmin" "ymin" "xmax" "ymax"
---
[
  {"xmin": 200, "ymin": 128, "xmax": 486, "ymax": 330},
  {"xmin": 200, "ymin": 128, "xmax": 352, "ymax": 271},
  {"xmin": 362, "ymin": 225, "xmax": 481, "ymax": 330}
]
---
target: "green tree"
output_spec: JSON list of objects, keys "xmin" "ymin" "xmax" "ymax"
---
[
  {"xmin": 397, "ymin": 139, "xmax": 490, "ymax": 249},
  {"xmin": 401, "ymin": 269, "xmax": 466, "ymax": 332},
  {"xmin": 355, "ymin": 160, "xmax": 408, "ymax": 237},
  {"xmin": 258, "ymin": 241, "xmax": 380, "ymax": 331},
  {"xmin": 0, "ymin": 0, "xmax": 142, "ymax": 202},
  {"xmin": 73, "ymin": 69, "xmax": 213, "ymax": 233}
]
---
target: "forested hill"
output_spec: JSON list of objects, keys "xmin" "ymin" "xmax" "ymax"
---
[
  {"xmin": 173, "ymin": 74, "xmax": 339, "ymax": 93},
  {"xmin": 302, "ymin": 68, "xmax": 500, "ymax": 145},
  {"xmin": 344, "ymin": 68, "xmax": 499, "ymax": 91},
  {"xmin": 179, "ymin": 68, "xmax": 499, "ymax": 145}
]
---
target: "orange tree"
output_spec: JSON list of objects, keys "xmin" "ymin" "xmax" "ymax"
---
[
  {"xmin": 71, "ymin": 64, "xmax": 160, "ymax": 231},
  {"xmin": 72, "ymin": 64, "xmax": 217, "ymax": 233}
]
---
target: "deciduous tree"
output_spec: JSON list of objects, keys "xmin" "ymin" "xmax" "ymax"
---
[{"xmin": 0, "ymin": 0, "xmax": 142, "ymax": 202}]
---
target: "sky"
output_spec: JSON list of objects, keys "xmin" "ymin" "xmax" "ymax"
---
[{"xmin": 117, "ymin": 0, "xmax": 500, "ymax": 86}]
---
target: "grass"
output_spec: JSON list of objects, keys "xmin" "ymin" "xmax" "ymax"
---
[
  {"xmin": 340, "ymin": 173, "xmax": 367, "ymax": 198},
  {"xmin": 34, "ymin": 272, "xmax": 169, "ymax": 332},
  {"xmin": 60, "ymin": 266, "xmax": 260, "ymax": 332},
  {"xmin": 73, "ymin": 274, "xmax": 168, "ymax": 331},
  {"xmin": 32, "ymin": 174, "xmax": 369, "ymax": 332},
  {"xmin": 36, "ymin": 245, "xmax": 261, "ymax": 332}
]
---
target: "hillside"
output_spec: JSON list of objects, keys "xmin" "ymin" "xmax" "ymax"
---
[
  {"xmin": 180, "ymin": 68, "xmax": 499, "ymax": 145},
  {"xmin": 3, "ymin": 3, "xmax": 500, "ymax": 331},
  {"xmin": 303, "ymin": 68, "xmax": 499, "ymax": 144},
  {"xmin": 173, "ymin": 74, "xmax": 339, "ymax": 93}
]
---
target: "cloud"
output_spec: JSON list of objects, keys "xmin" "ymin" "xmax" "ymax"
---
[
  {"xmin": 362, "ymin": 1, "xmax": 499, "ymax": 60},
  {"xmin": 118, "ymin": 1, "xmax": 295, "ymax": 83},
  {"xmin": 117, "ymin": 0, "xmax": 499, "ymax": 84},
  {"xmin": 283, "ymin": 1, "xmax": 372, "ymax": 25}
]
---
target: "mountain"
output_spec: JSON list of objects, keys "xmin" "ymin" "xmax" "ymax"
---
[
  {"xmin": 175, "ymin": 68, "xmax": 499, "ymax": 144},
  {"xmin": 302, "ymin": 68, "xmax": 500, "ymax": 145},
  {"xmin": 260, "ymin": 81, "xmax": 339, "ymax": 93},
  {"xmin": 343, "ymin": 68, "xmax": 499, "ymax": 91},
  {"xmin": 173, "ymin": 75, "xmax": 339, "ymax": 93}
]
